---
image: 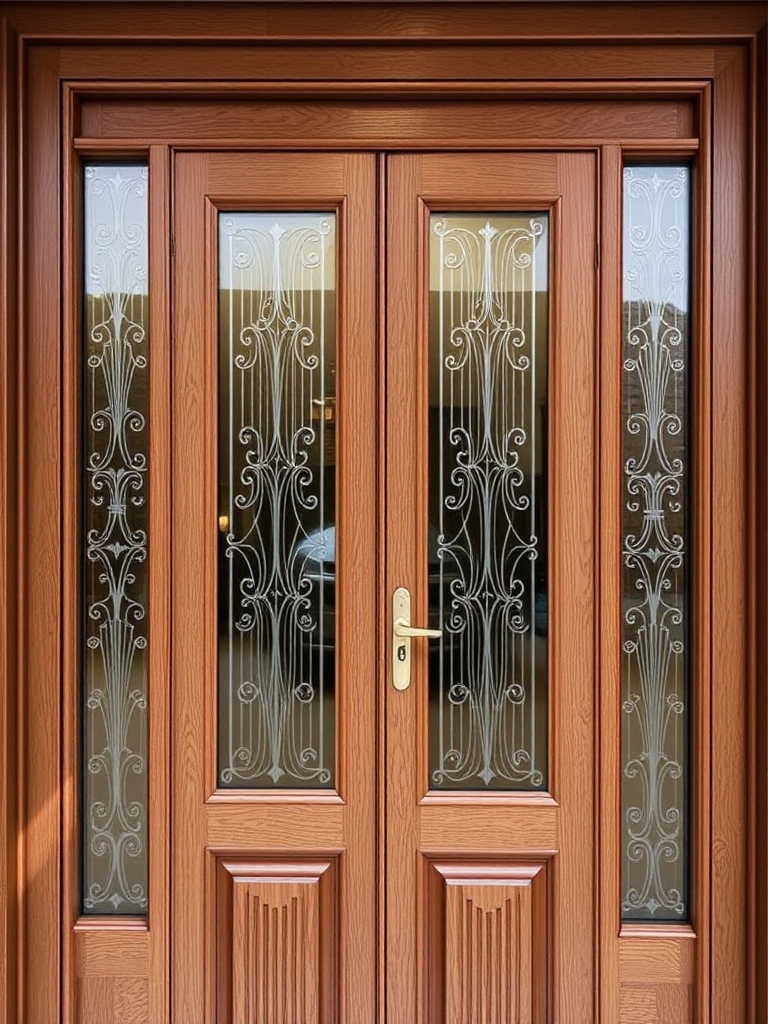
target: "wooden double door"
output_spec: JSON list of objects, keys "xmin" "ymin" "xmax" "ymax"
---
[{"xmin": 171, "ymin": 149, "xmax": 595, "ymax": 1021}]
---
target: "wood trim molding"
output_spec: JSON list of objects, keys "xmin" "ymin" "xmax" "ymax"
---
[
  {"xmin": 0, "ymin": 13, "xmax": 19, "ymax": 1024},
  {"xmin": 750, "ymin": 23, "xmax": 768, "ymax": 1024},
  {"xmin": 0, "ymin": 2, "xmax": 766, "ymax": 42}
]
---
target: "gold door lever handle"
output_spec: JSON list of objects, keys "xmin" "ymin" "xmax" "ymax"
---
[
  {"xmin": 393, "ymin": 618, "xmax": 442, "ymax": 640},
  {"xmin": 392, "ymin": 587, "xmax": 441, "ymax": 691}
]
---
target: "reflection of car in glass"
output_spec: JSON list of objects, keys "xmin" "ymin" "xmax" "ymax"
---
[
  {"xmin": 294, "ymin": 523, "xmax": 547, "ymax": 656},
  {"xmin": 294, "ymin": 524, "xmax": 466, "ymax": 654},
  {"xmin": 294, "ymin": 527, "xmax": 336, "ymax": 653}
]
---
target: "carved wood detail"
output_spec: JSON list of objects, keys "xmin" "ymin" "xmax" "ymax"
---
[
  {"xmin": 425, "ymin": 859, "xmax": 549, "ymax": 1024},
  {"xmin": 215, "ymin": 856, "xmax": 339, "ymax": 1024}
]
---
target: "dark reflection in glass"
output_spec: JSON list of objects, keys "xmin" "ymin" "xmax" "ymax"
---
[
  {"xmin": 218, "ymin": 213, "xmax": 336, "ymax": 789},
  {"xmin": 621, "ymin": 166, "xmax": 690, "ymax": 920},
  {"xmin": 82, "ymin": 165, "xmax": 149, "ymax": 914},
  {"xmin": 427, "ymin": 214, "xmax": 549, "ymax": 791}
]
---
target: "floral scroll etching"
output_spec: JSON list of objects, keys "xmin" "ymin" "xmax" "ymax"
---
[
  {"xmin": 218, "ymin": 214, "xmax": 336, "ymax": 789},
  {"xmin": 83, "ymin": 166, "xmax": 148, "ymax": 913},
  {"xmin": 429, "ymin": 215, "xmax": 549, "ymax": 791},
  {"xmin": 622, "ymin": 167, "xmax": 689, "ymax": 919}
]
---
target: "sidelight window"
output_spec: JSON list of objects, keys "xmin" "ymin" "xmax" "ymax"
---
[
  {"xmin": 82, "ymin": 164, "xmax": 149, "ymax": 915},
  {"xmin": 621, "ymin": 165, "xmax": 691, "ymax": 921}
]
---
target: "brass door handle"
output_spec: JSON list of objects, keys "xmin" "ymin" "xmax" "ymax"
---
[
  {"xmin": 392, "ymin": 586, "xmax": 441, "ymax": 691},
  {"xmin": 393, "ymin": 618, "xmax": 442, "ymax": 640}
]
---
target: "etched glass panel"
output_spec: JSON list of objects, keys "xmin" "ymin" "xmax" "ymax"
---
[
  {"xmin": 428, "ymin": 214, "xmax": 549, "ymax": 791},
  {"xmin": 83, "ymin": 165, "xmax": 148, "ymax": 914},
  {"xmin": 218, "ymin": 213, "xmax": 336, "ymax": 789},
  {"xmin": 621, "ymin": 166, "xmax": 690, "ymax": 920}
]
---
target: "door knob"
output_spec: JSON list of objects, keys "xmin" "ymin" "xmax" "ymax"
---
[{"xmin": 392, "ymin": 586, "xmax": 441, "ymax": 691}]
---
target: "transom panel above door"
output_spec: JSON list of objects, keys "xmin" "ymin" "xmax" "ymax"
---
[{"xmin": 171, "ymin": 149, "xmax": 596, "ymax": 1023}]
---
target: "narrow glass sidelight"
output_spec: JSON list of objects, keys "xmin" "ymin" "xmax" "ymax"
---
[
  {"xmin": 427, "ymin": 213, "xmax": 549, "ymax": 791},
  {"xmin": 621, "ymin": 166, "xmax": 690, "ymax": 920},
  {"xmin": 82, "ymin": 165, "xmax": 149, "ymax": 914},
  {"xmin": 218, "ymin": 213, "xmax": 336, "ymax": 789}
]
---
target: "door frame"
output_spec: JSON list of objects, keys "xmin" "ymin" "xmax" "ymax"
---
[{"xmin": 1, "ymin": 3, "xmax": 766, "ymax": 1022}]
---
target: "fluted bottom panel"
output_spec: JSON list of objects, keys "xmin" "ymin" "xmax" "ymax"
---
[
  {"xmin": 214, "ymin": 855, "xmax": 339, "ymax": 1024},
  {"xmin": 424, "ymin": 857, "xmax": 549, "ymax": 1024}
]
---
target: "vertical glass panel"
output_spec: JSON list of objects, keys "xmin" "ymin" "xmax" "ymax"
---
[
  {"xmin": 428, "ymin": 214, "xmax": 549, "ymax": 791},
  {"xmin": 621, "ymin": 166, "xmax": 690, "ymax": 920},
  {"xmin": 83, "ymin": 165, "xmax": 149, "ymax": 914},
  {"xmin": 218, "ymin": 213, "xmax": 336, "ymax": 789}
]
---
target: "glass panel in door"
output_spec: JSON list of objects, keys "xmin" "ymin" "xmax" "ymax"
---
[
  {"xmin": 427, "ymin": 212, "xmax": 549, "ymax": 792},
  {"xmin": 217, "ymin": 212, "xmax": 337, "ymax": 789}
]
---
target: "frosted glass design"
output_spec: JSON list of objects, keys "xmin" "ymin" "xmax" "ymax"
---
[
  {"xmin": 83, "ymin": 165, "xmax": 149, "ymax": 914},
  {"xmin": 218, "ymin": 213, "xmax": 336, "ymax": 788},
  {"xmin": 428, "ymin": 214, "xmax": 549, "ymax": 791},
  {"xmin": 621, "ymin": 166, "xmax": 690, "ymax": 920}
]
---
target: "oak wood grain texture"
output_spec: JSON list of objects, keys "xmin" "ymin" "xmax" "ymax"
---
[
  {"xmin": 216, "ymin": 857, "xmax": 338, "ymax": 1024},
  {"xmin": 550, "ymin": 150, "xmax": 598, "ymax": 1024},
  {"xmin": 386, "ymin": 151, "xmax": 597, "ymax": 1024},
  {"xmin": 78, "ymin": 98, "xmax": 694, "ymax": 145},
  {"xmin": 2, "ymin": 2, "xmax": 766, "ymax": 41},
  {"xmin": 753, "ymin": 25, "xmax": 768, "ymax": 1024},
  {"xmin": 419, "ymin": 807, "xmax": 556, "ymax": 848},
  {"xmin": 172, "ymin": 151, "xmax": 377, "ymax": 1024},
  {"xmin": 146, "ymin": 142, "xmax": 172, "ymax": 1024},
  {"xmin": 710, "ymin": 46, "xmax": 749, "ymax": 1024},
  {"xmin": 59, "ymin": 46, "xmax": 719, "ymax": 85},
  {"xmin": 75, "ymin": 929, "xmax": 149, "ymax": 977},
  {"xmin": 376, "ymin": 151, "xmax": 387, "ymax": 1024},
  {"xmin": 619, "ymin": 935, "xmax": 694, "ymax": 984},
  {"xmin": 619, "ymin": 983, "xmax": 691, "ymax": 1024},
  {"xmin": 205, "ymin": 806, "xmax": 345, "ymax": 847},
  {"xmin": 0, "ymin": 14, "xmax": 19, "ymax": 1024},
  {"xmin": 76, "ymin": 978, "xmax": 149, "ymax": 1024},
  {"xmin": 618, "ymin": 926, "xmax": 698, "ymax": 1019},
  {"xmin": 21, "ymin": 43, "xmax": 62, "ymax": 1024}
]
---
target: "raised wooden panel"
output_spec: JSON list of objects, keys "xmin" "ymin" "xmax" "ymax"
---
[
  {"xmin": 215, "ymin": 857, "xmax": 339, "ymax": 1024},
  {"xmin": 425, "ymin": 860, "xmax": 549, "ymax": 1024}
]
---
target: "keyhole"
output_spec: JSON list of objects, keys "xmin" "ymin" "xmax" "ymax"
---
[{"xmin": 397, "ymin": 644, "xmax": 407, "ymax": 662}]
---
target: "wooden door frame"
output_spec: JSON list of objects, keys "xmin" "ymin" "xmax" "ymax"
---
[{"xmin": 0, "ymin": 3, "xmax": 766, "ymax": 1022}]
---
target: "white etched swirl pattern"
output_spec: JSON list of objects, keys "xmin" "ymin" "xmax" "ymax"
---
[
  {"xmin": 621, "ymin": 166, "xmax": 689, "ymax": 919},
  {"xmin": 218, "ymin": 214, "xmax": 335, "ymax": 788},
  {"xmin": 429, "ymin": 215, "xmax": 549, "ymax": 790},
  {"xmin": 83, "ymin": 166, "xmax": 148, "ymax": 913}
]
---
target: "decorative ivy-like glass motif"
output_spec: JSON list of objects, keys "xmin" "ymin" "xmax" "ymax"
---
[
  {"xmin": 428, "ymin": 214, "xmax": 549, "ymax": 791},
  {"xmin": 621, "ymin": 166, "xmax": 690, "ymax": 920},
  {"xmin": 83, "ymin": 165, "xmax": 149, "ymax": 914},
  {"xmin": 218, "ymin": 213, "xmax": 336, "ymax": 788}
]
